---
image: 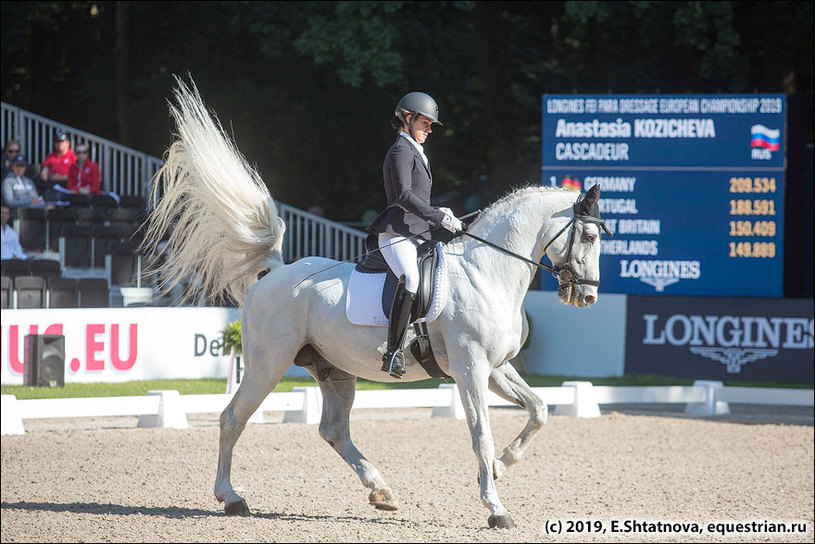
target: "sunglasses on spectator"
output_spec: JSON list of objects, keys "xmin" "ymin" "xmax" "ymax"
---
[
  {"xmin": 77, "ymin": 150, "xmax": 89, "ymax": 154},
  {"xmin": 7, "ymin": 148, "xmax": 20, "ymax": 154}
]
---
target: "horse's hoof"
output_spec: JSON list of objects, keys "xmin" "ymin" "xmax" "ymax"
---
[
  {"xmin": 488, "ymin": 514, "xmax": 516, "ymax": 529},
  {"xmin": 224, "ymin": 499, "xmax": 251, "ymax": 516},
  {"xmin": 368, "ymin": 488, "xmax": 399, "ymax": 511}
]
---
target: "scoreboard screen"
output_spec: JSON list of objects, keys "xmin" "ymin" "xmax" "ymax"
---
[{"xmin": 541, "ymin": 94, "xmax": 785, "ymax": 297}]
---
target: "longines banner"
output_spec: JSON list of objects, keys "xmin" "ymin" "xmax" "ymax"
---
[
  {"xmin": 625, "ymin": 296, "xmax": 814, "ymax": 383},
  {"xmin": 541, "ymin": 94, "xmax": 785, "ymax": 297}
]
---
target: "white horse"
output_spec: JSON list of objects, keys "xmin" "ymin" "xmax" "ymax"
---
[{"xmin": 143, "ymin": 79, "xmax": 609, "ymax": 529}]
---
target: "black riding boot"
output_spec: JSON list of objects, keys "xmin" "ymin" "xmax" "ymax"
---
[{"xmin": 381, "ymin": 279, "xmax": 415, "ymax": 378}]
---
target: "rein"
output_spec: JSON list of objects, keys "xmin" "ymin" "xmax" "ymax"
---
[
  {"xmin": 461, "ymin": 230, "xmax": 560, "ymax": 275},
  {"xmin": 462, "ymin": 209, "xmax": 611, "ymax": 288}
]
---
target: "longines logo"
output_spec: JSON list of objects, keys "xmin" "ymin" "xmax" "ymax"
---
[
  {"xmin": 642, "ymin": 313, "xmax": 814, "ymax": 373},
  {"xmin": 688, "ymin": 347, "xmax": 778, "ymax": 373},
  {"xmin": 620, "ymin": 259, "xmax": 700, "ymax": 292}
]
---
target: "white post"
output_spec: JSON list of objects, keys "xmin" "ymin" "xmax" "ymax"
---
[
  {"xmin": 1, "ymin": 395, "xmax": 25, "ymax": 435},
  {"xmin": 137, "ymin": 390, "xmax": 189, "ymax": 429},
  {"xmin": 247, "ymin": 399, "xmax": 265, "ymax": 424},
  {"xmin": 283, "ymin": 386, "xmax": 323, "ymax": 424},
  {"xmin": 431, "ymin": 383, "xmax": 465, "ymax": 419},
  {"xmin": 685, "ymin": 380, "xmax": 730, "ymax": 415},
  {"xmin": 554, "ymin": 381, "xmax": 601, "ymax": 418},
  {"xmin": 226, "ymin": 348, "xmax": 241, "ymax": 395}
]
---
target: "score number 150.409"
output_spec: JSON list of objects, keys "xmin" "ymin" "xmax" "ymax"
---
[{"xmin": 729, "ymin": 220, "xmax": 776, "ymax": 237}]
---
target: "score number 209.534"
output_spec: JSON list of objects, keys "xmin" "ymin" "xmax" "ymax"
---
[{"xmin": 729, "ymin": 177, "xmax": 776, "ymax": 193}]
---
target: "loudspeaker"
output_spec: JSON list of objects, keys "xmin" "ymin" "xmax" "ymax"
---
[{"xmin": 24, "ymin": 335, "xmax": 65, "ymax": 387}]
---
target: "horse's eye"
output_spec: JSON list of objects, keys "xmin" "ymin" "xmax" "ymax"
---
[{"xmin": 583, "ymin": 234, "xmax": 596, "ymax": 244}]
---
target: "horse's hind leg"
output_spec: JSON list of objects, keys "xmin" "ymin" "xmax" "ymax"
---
[
  {"xmin": 214, "ymin": 340, "xmax": 295, "ymax": 516},
  {"xmin": 488, "ymin": 361, "xmax": 547, "ymax": 480},
  {"xmin": 317, "ymin": 377, "xmax": 399, "ymax": 511}
]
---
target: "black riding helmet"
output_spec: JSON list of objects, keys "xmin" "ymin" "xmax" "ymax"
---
[{"xmin": 394, "ymin": 92, "xmax": 442, "ymax": 140}]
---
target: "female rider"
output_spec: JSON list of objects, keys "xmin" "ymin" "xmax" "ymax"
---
[{"xmin": 368, "ymin": 92, "xmax": 463, "ymax": 378}]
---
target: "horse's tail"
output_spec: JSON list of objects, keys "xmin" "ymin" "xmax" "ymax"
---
[{"xmin": 141, "ymin": 77, "xmax": 285, "ymax": 307}]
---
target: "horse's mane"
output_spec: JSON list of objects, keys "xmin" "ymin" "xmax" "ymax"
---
[{"xmin": 469, "ymin": 184, "xmax": 575, "ymax": 230}]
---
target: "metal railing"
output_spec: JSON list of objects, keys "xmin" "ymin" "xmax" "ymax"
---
[
  {"xmin": 278, "ymin": 203, "xmax": 367, "ymax": 263},
  {"xmin": 2, "ymin": 101, "xmax": 368, "ymax": 265},
  {"xmin": 2, "ymin": 101, "xmax": 163, "ymax": 197}
]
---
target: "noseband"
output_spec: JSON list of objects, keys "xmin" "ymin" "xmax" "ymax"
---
[
  {"xmin": 539, "ymin": 212, "xmax": 611, "ymax": 287},
  {"xmin": 462, "ymin": 196, "xmax": 612, "ymax": 288}
]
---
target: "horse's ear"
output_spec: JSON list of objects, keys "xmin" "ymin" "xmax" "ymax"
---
[{"xmin": 579, "ymin": 184, "xmax": 601, "ymax": 215}]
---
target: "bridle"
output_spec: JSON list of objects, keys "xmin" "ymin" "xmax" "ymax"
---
[{"xmin": 462, "ymin": 196, "xmax": 612, "ymax": 288}]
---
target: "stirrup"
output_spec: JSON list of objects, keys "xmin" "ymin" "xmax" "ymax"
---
[{"xmin": 381, "ymin": 350, "xmax": 405, "ymax": 378}]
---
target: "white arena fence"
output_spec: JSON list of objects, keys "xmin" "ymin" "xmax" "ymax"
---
[{"xmin": 2, "ymin": 381, "xmax": 812, "ymax": 435}]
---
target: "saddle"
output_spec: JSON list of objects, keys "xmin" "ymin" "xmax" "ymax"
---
[
  {"xmin": 355, "ymin": 234, "xmax": 440, "ymax": 319},
  {"xmin": 354, "ymin": 234, "xmax": 450, "ymax": 380}
]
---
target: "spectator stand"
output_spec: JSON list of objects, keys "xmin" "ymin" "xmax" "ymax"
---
[
  {"xmin": 0, "ymin": 258, "xmax": 30, "ymax": 279},
  {"xmin": 13, "ymin": 275, "xmax": 46, "ymax": 309},
  {"xmin": 77, "ymin": 277, "xmax": 109, "ymax": 308},
  {"xmin": 2, "ymin": 101, "xmax": 163, "ymax": 201},
  {"xmin": 1, "ymin": 275, "xmax": 11, "ymax": 308},
  {"xmin": 47, "ymin": 276, "xmax": 78, "ymax": 308},
  {"xmin": 14, "ymin": 208, "xmax": 47, "ymax": 252},
  {"xmin": 2, "ymin": 204, "xmax": 153, "ymax": 308}
]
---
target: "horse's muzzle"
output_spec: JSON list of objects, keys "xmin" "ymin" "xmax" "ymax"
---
[{"xmin": 558, "ymin": 282, "xmax": 596, "ymax": 307}]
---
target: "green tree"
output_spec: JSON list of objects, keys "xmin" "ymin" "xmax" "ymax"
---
[{"xmin": 2, "ymin": 1, "xmax": 811, "ymax": 220}]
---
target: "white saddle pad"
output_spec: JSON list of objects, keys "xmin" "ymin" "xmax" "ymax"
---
[{"xmin": 346, "ymin": 243, "xmax": 448, "ymax": 327}]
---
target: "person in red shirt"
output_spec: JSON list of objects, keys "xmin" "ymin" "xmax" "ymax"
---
[
  {"xmin": 40, "ymin": 131, "xmax": 77, "ymax": 188},
  {"xmin": 66, "ymin": 144, "xmax": 101, "ymax": 195}
]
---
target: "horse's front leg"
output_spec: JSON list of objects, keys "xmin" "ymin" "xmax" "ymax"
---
[
  {"xmin": 214, "ymin": 375, "xmax": 275, "ymax": 515},
  {"xmin": 317, "ymin": 376, "xmax": 398, "ymax": 511},
  {"xmin": 451, "ymin": 359, "xmax": 516, "ymax": 529},
  {"xmin": 488, "ymin": 361, "xmax": 547, "ymax": 480}
]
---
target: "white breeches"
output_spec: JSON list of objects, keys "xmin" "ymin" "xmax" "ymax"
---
[{"xmin": 378, "ymin": 233, "xmax": 420, "ymax": 294}]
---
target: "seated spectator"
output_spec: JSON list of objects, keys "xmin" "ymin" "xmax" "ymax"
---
[
  {"xmin": 1, "ymin": 204, "xmax": 28, "ymax": 260},
  {"xmin": 67, "ymin": 144, "xmax": 102, "ymax": 195},
  {"xmin": 2, "ymin": 140, "xmax": 21, "ymax": 180},
  {"xmin": 40, "ymin": 131, "xmax": 77, "ymax": 190},
  {"xmin": 2, "ymin": 155, "xmax": 45, "ymax": 209},
  {"xmin": 2, "ymin": 140, "xmax": 39, "ymax": 181}
]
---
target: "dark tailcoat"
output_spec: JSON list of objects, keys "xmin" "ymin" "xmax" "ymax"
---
[{"xmin": 368, "ymin": 136, "xmax": 445, "ymax": 241}]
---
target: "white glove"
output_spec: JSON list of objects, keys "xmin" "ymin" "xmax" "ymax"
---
[{"xmin": 440, "ymin": 208, "xmax": 464, "ymax": 233}]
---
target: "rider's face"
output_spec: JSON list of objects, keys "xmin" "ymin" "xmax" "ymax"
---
[{"xmin": 408, "ymin": 114, "xmax": 434, "ymax": 144}]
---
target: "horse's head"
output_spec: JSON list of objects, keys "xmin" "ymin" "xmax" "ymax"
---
[{"xmin": 543, "ymin": 184, "xmax": 611, "ymax": 307}]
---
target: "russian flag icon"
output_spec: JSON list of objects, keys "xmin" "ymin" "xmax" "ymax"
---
[{"xmin": 751, "ymin": 124, "xmax": 780, "ymax": 151}]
